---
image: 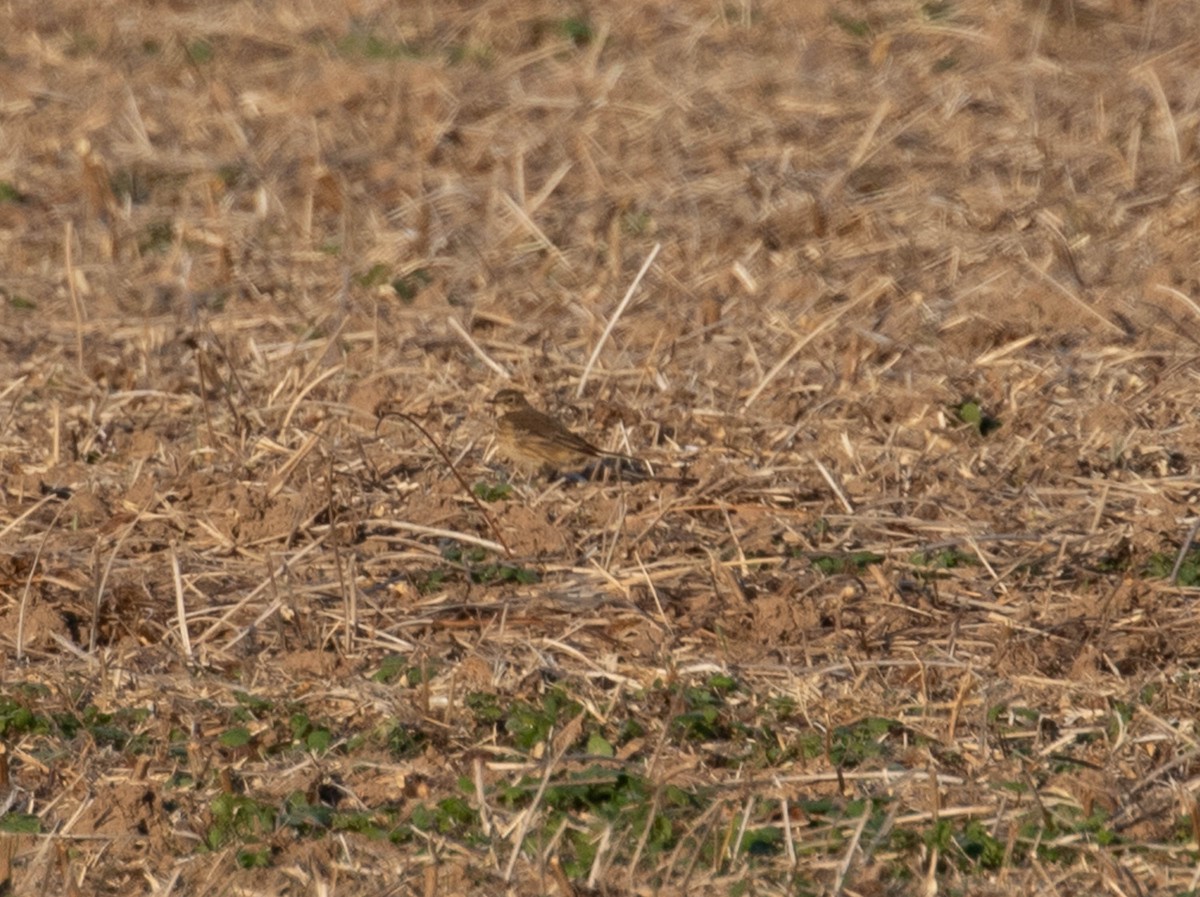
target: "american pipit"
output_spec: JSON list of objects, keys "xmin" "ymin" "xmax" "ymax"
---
[{"xmin": 487, "ymin": 388, "xmax": 643, "ymax": 475}]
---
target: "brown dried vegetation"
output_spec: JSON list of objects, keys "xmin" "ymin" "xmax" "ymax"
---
[{"xmin": 3, "ymin": 0, "xmax": 1200, "ymax": 894}]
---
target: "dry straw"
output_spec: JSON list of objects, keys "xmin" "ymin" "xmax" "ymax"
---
[{"xmin": 2, "ymin": 0, "xmax": 1200, "ymax": 894}]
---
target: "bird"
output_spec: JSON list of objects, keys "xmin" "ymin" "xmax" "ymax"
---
[{"xmin": 487, "ymin": 388, "xmax": 644, "ymax": 476}]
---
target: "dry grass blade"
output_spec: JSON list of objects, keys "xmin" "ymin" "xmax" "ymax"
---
[
  {"xmin": 15, "ymin": 500, "xmax": 68, "ymax": 662},
  {"xmin": 577, "ymin": 241, "xmax": 660, "ymax": 397},
  {"xmin": 832, "ymin": 803, "xmax": 871, "ymax": 895},
  {"xmin": 375, "ymin": 408, "xmax": 512, "ymax": 556},
  {"xmin": 5, "ymin": 2, "xmax": 1200, "ymax": 895},
  {"xmin": 1169, "ymin": 518, "xmax": 1200, "ymax": 585},
  {"xmin": 742, "ymin": 284, "xmax": 876, "ymax": 409},
  {"xmin": 62, "ymin": 220, "xmax": 85, "ymax": 374},
  {"xmin": 447, "ymin": 314, "xmax": 510, "ymax": 379},
  {"xmin": 503, "ymin": 739, "xmax": 572, "ymax": 882},
  {"xmin": 169, "ymin": 541, "xmax": 192, "ymax": 660}
]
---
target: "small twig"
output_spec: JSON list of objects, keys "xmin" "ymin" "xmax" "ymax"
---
[
  {"xmin": 89, "ymin": 499, "xmax": 154, "ymax": 653},
  {"xmin": 813, "ymin": 457, "xmax": 855, "ymax": 514},
  {"xmin": 373, "ymin": 521, "xmax": 507, "ymax": 555},
  {"xmin": 267, "ymin": 432, "xmax": 320, "ymax": 499},
  {"xmin": 832, "ymin": 796, "xmax": 871, "ymax": 895},
  {"xmin": 375, "ymin": 409, "xmax": 512, "ymax": 557},
  {"xmin": 1170, "ymin": 518, "xmax": 1200, "ymax": 586},
  {"xmin": 344, "ymin": 552, "xmax": 357, "ymax": 655},
  {"xmin": 1155, "ymin": 284, "xmax": 1200, "ymax": 324},
  {"xmin": 501, "ymin": 191, "xmax": 572, "ymax": 270},
  {"xmin": 328, "ymin": 452, "xmax": 355, "ymax": 655},
  {"xmin": 743, "ymin": 286, "xmax": 871, "ymax": 409},
  {"xmin": 194, "ymin": 340, "xmax": 220, "ymax": 453},
  {"xmin": 503, "ymin": 736, "xmax": 572, "ymax": 882},
  {"xmin": 169, "ymin": 541, "xmax": 192, "ymax": 661},
  {"xmin": 0, "ymin": 374, "xmax": 29, "ymax": 442},
  {"xmin": 1135, "ymin": 64, "xmax": 1181, "ymax": 166},
  {"xmin": 280, "ymin": 365, "xmax": 343, "ymax": 434},
  {"xmin": 0, "ymin": 493, "xmax": 58, "ymax": 543},
  {"xmin": 193, "ymin": 536, "xmax": 328, "ymax": 647},
  {"xmin": 633, "ymin": 549, "xmax": 673, "ymax": 638},
  {"xmin": 63, "ymin": 220, "xmax": 85, "ymax": 375},
  {"xmin": 1022, "ymin": 259, "xmax": 1123, "ymax": 336},
  {"xmin": 780, "ymin": 795, "xmax": 796, "ymax": 868},
  {"xmin": 577, "ymin": 242, "xmax": 660, "ymax": 398},
  {"xmin": 201, "ymin": 316, "xmax": 253, "ymax": 423},
  {"xmin": 447, "ymin": 315, "xmax": 509, "ymax": 379},
  {"xmin": 860, "ymin": 789, "xmax": 901, "ymax": 868},
  {"xmin": 847, "ymin": 98, "xmax": 890, "ymax": 169},
  {"xmin": 730, "ymin": 795, "xmax": 755, "ymax": 863},
  {"xmin": 626, "ymin": 784, "xmax": 662, "ymax": 880},
  {"xmin": 16, "ymin": 500, "xmax": 69, "ymax": 662}
]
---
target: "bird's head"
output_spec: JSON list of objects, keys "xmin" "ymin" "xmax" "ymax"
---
[{"xmin": 487, "ymin": 389, "xmax": 531, "ymax": 413}]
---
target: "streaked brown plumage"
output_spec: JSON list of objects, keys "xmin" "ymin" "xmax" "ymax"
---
[{"xmin": 488, "ymin": 388, "xmax": 639, "ymax": 472}]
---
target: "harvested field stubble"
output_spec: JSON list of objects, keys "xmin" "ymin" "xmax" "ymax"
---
[{"xmin": 3, "ymin": 0, "xmax": 1200, "ymax": 893}]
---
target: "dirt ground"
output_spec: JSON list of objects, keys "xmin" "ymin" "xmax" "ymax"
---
[{"xmin": 3, "ymin": 0, "xmax": 1200, "ymax": 894}]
